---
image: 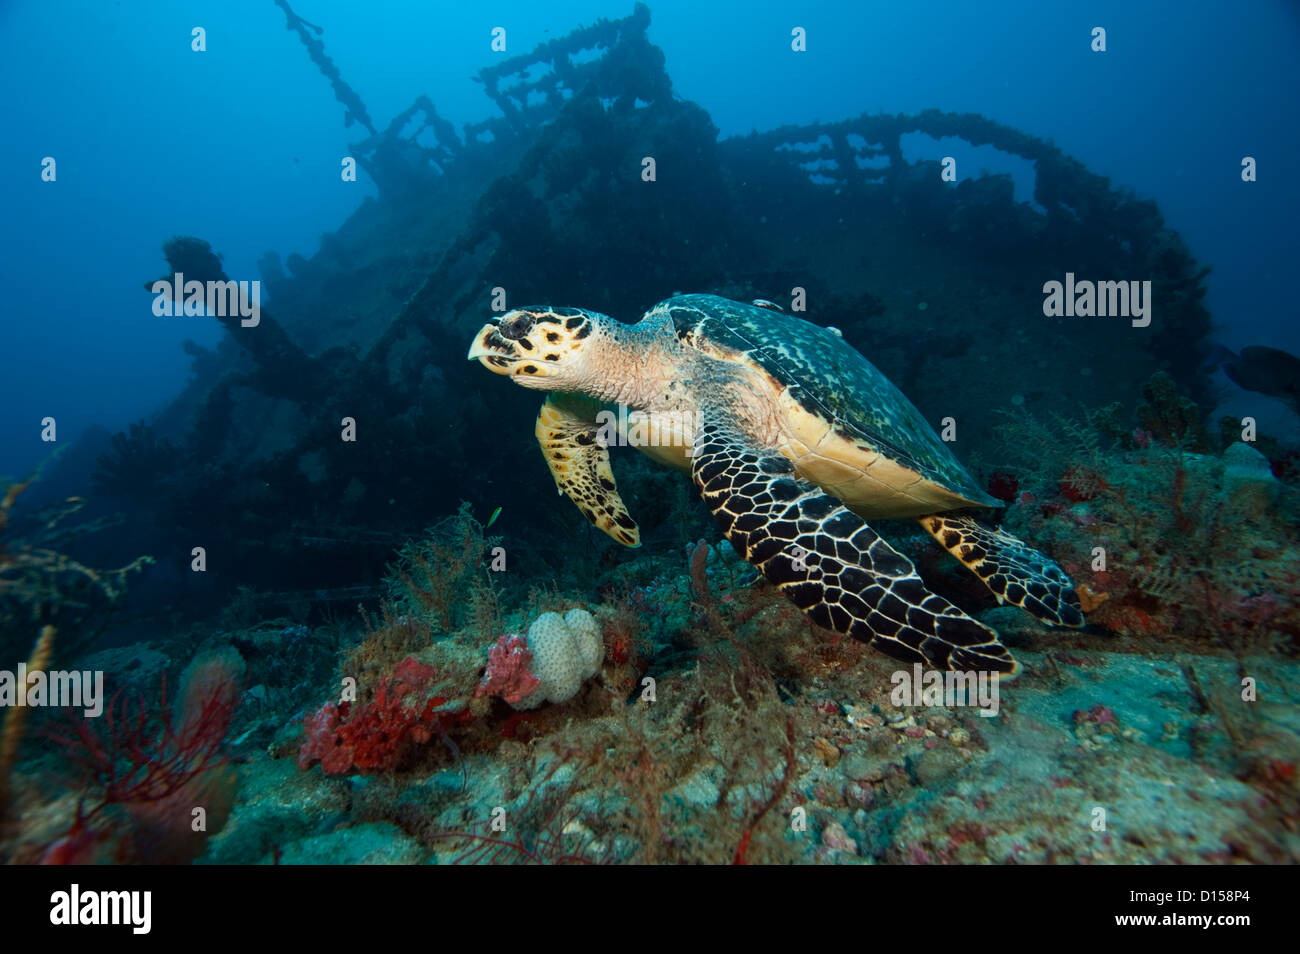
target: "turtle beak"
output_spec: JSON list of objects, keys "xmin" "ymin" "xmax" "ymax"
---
[{"xmin": 468, "ymin": 321, "xmax": 519, "ymax": 373}]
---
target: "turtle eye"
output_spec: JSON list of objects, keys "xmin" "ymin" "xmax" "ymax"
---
[{"xmin": 500, "ymin": 313, "xmax": 535, "ymax": 341}]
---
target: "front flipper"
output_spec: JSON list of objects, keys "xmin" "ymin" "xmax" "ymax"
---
[
  {"xmin": 920, "ymin": 514, "xmax": 1085, "ymax": 628},
  {"xmin": 691, "ymin": 422, "xmax": 1018, "ymax": 675},
  {"xmin": 535, "ymin": 394, "xmax": 640, "ymax": 547}
]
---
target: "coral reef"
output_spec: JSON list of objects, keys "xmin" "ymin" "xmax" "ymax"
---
[
  {"xmin": 297, "ymin": 656, "xmax": 468, "ymax": 776},
  {"xmin": 475, "ymin": 635, "xmax": 539, "ymax": 707},
  {"xmin": 385, "ymin": 502, "xmax": 502, "ymax": 634},
  {"xmin": 8, "ymin": 3, "xmax": 1292, "ymax": 868},
  {"xmin": 991, "ymin": 399, "xmax": 1299, "ymax": 659},
  {"xmin": 8, "ymin": 456, "xmax": 1289, "ymax": 866},
  {"xmin": 20, "ymin": 648, "xmax": 244, "ymax": 864},
  {"xmin": 478, "ymin": 609, "xmax": 604, "ymax": 710},
  {"xmin": 197, "ymin": 554, "xmax": 1300, "ymax": 864}
]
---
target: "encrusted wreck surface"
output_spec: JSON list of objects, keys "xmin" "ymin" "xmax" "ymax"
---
[{"xmin": 92, "ymin": 3, "xmax": 1217, "ymax": 609}]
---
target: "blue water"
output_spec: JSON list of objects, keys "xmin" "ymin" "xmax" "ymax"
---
[
  {"xmin": 2, "ymin": 0, "xmax": 1297, "ymax": 479},
  {"xmin": 4, "ymin": 0, "xmax": 1300, "ymax": 875}
]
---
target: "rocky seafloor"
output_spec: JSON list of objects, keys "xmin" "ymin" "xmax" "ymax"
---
[
  {"xmin": 204, "ymin": 641, "xmax": 1298, "ymax": 865},
  {"xmin": 5, "ymin": 428, "xmax": 1298, "ymax": 865}
]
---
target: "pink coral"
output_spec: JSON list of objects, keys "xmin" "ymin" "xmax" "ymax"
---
[
  {"xmin": 393, "ymin": 656, "xmax": 439, "ymax": 691},
  {"xmin": 298, "ymin": 703, "xmax": 352, "ymax": 775},
  {"xmin": 1074, "ymin": 704, "xmax": 1117, "ymax": 725},
  {"xmin": 476, "ymin": 634, "xmax": 541, "ymax": 705}
]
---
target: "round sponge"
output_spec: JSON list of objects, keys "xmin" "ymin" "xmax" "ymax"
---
[{"xmin": 515, "ymin": 609, "xmax": 604, "ymax": 709}]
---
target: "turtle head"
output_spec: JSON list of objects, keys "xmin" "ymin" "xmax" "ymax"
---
[{"xmin": 468, "ymin": 307, "xmax": 604, "ymax": 391}]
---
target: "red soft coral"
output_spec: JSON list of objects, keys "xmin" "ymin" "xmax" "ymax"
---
[
  {"xmin": 298, "ymin": 656, "xmax": 460, "ymax": 776},
  {"xmin": 393, "ymin": 656, "xmax": 439, "ymax": 691}
]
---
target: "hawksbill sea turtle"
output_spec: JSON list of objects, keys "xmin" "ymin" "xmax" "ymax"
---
[{"xmin": 468, "ymin": 294, "xmax": 1085, "ymax": 676}]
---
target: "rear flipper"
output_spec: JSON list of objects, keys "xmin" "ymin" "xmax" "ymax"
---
[
  {"xmin": 691, "ymin": 421, "xmax": 1018, "ymax": 676},
  {"xmin": 920, "ymin": 514, "xmax": 1085, "ymax": 628}
]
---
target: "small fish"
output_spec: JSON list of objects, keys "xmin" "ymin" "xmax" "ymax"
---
[
  {"xmin": 751, "ymin": 299, "xmax": 784, "ymax": 312},
  {"xmin": 486, "ymin": 506, "xmax": 503, "ymax": 528}
]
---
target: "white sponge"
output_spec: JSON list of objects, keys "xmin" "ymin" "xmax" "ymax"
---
[{"xmin": 515, "ymin": 609, "xmax": 604, "ymax": 709}]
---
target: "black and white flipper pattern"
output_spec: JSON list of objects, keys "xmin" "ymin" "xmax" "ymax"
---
[
  {"xmin": 690, "ymin": 421, "xmax": 1019, "ymax": 675},
  {"xmin": 921, "ymin": 514, "xmax": 1085, "ymax": 628}
]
